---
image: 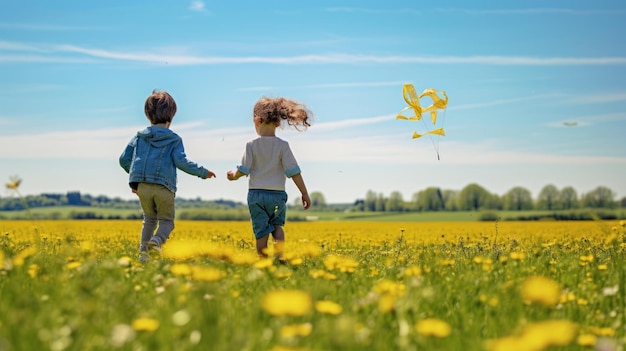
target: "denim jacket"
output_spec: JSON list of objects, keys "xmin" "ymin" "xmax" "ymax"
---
[{"xmin": 119, "ymin": 126, "xmax": 209, "ymax": 193}]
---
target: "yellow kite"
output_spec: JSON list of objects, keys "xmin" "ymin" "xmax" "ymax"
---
[{"xmin": 396, "ymin": 84, "xmax": 448, "ymax": 158}]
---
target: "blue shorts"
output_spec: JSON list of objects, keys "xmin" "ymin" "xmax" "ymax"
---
[{"xmin": 247, "ymin": 189, "xmax": 288, "ymax": 240}]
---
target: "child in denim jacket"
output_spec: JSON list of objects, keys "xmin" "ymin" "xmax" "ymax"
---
[
  {"xmin": 120, "ymin": 90, "xmax": 216, "ymax": 262},
  {"xmin": 227, "ymin": 97, "xmax": 312, "ymax": 261}
]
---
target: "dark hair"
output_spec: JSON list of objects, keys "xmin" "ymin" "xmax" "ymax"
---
[
  {"xmin": 144, "ymin": 90, "xmax": 177, "ymax": 124},
  {"xmin": 253, "ymin": 97, "xmax": 312, "ymax": 131}
]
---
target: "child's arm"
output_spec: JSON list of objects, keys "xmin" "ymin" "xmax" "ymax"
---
[{"xmin": 291, "ymin": 174, "xmax": 310, "ymax": 210}]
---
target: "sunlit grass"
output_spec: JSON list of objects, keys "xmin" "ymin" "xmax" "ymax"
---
[{"xmin": 0, "ymin": 220, "xmax": 624, "ymax": 350}]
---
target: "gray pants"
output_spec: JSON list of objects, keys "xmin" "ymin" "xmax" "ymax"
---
[{"xmin": 136, "ymin": 183, "xmax": 175, "ymax": 251}]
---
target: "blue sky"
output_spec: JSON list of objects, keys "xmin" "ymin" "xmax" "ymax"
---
[{"xmin": 1, "ymin": 0, "xmax": 625, "ymax": 204}]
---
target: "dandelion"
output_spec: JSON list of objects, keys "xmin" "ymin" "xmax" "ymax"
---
[
  {"xmin": 521, "ymin": 275, "xmax": 561, "ymax": 307},
  {"xmin": 172, "ymin": 310, "xmax": 191, "ymax": 326},
  {"xmin": 162, "ymin": 241, "xmax": 200, "ymax": 260},
  {"xmin": 576, "ymin": 334, "xmax": 598, "ymax": 346},
  {"xmin": 190, "ymin": 266, "xmax": 225, "ymax": 282},
  {"xmin": 0, "ymin": 249, "xmax": 6, "ymax": 270},
  {"xmin": 27, "ymin": 263, "xmax": 39, "ymax": 278},
  {"xmin": 280, "ymin": 323, "xmax": 312, "ymax": 338},
  {"xmin": 13, "ymin": 247, "xmax": 37, "ymax": 267},
  {"xmin": 65, "ymin": 261, "xmax": 82, "ymax": 270},
  {"xmin": 403, "ymin": 266, "xmax": 422, "ymax": 276},
  {"xmin": 510, "ymin": 252, "xmax": 526, "ymax": 260},
  {"xmin": 415, "ymin": 318, "xmax": 452, "ymax": 338},
  {"xmin": 378, "ymin": 294, "xmax": 396, "ymax": 313},
  {"xmin": 521, "ymin": 320, "xmax": 578, "ymax": 348},
  {"xmin": 323, "ymin": 254, "xmax": 358, "ymax": 273},
  {"xmin": 131, "ymin": 317, "xmax": 160, "ymax": 331},
  {"xmin": 588, "ymin": 326, "xmax": 615, "ymax": 337},
  {"xmin": 117, "ymin": 256, "xmax": 132, "ymax": 267},
  {"xmin": 254, "ymin": 258, "xmax": 274, "ymax": 269},
  {"xmin": 170, "ymin": 263, "xmax": 192, "ymax": 276},
  {"xmin": 109, "ymin": 324, "xmax": 135, "ymax": 347},
  {"xmin": 262, "ymin": 289, "xmax": 312, "ymax": 316},
  {"xmin": 315, "ymin": 300, "xmax": 343, "ymax": 315},
  {"xmin": 602, "ymin": 285, "xmax": 618, "ymax": 296},
  {"xmin": 373, "ymin": 280, "xmax": 406, "ymax": 297}
]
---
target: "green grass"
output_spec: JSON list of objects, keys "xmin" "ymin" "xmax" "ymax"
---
[{"xmin": 1, "ymin": 206, "xmax": 624, "ymax": 222}]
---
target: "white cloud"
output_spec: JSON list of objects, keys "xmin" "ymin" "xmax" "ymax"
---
[
  {"xmin": 189, "ymin": 1, "xmax": 207, "ymax": 12},
  {"xmin": 2, "ymin": 41, "xmax": 626, "ymax": 66},
  {"xmin": 3, "ymin": 118, "xmax": 623, "ymax": 169}
]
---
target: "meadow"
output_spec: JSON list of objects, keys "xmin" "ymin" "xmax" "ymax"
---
[{"xmin": 0, "ymin": 219, "xmax": 624, "ymax": 351}]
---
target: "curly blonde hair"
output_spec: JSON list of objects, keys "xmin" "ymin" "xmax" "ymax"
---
[{"xmin": 253, "ymin": 97, "xmax": 312, "ymax": 131}]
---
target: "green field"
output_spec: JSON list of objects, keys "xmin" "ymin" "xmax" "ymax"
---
[{"xmin": 1, "ymin": 206, "xmax": 623, "ymax": 222}]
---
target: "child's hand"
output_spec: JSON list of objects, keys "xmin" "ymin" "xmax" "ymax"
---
[
  {"xmin": 205, "ymin": 171, "xmax": 216, "ymax": 179},
  {"xmin": 301, "ymin": 193, "xmax": 311, "ymax": 210},
  {"xmin": 226, "ymin": 170, "xmax": 237, "ymax": 181}
]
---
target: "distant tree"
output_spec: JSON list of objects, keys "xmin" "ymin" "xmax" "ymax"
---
[
  {"xmin": 536, "ymin": 184, "xmax": 560, "ymax": 210},
  {"xmin": 581, "ymin": 186, "xmax": 616, "ymax": 208},
  {"xmin": 415, "ymin": 187, "xmax": 445, "ymax": 211},
  {"xmin": 364, "ymin": 190, "xmax": 377, "ymax": 211},
  {"xmin": 441, "ymin": 190, "xmax": 459, "ymax": 211},
  {"xmin": 559, "ymin": 186, "xmax": 579, "ymax": 210},
  {"xmin": 375, "ymin": 193, "xmax": 386, "ymax": 212},
  {"xmin": 352, "ymin": 199, "xmax": 365, "ymax": 211},
  {"xmin": 457, "ymin": 183, "xmax": 492, "ymax": 211},
  {"xmin": 621, "ymin": 197, "xmax": 626, "ymax": 208},
  {"xmin": 503, "ymin": 186, "xmax": 534, "ymax": 211},
  {"xmin": 309, "ymin": 191, "xmax": 327, "ymax": 209},
  {"xmin": 386, "ymin": 191, "xmax": 405, "ymax": 212}
]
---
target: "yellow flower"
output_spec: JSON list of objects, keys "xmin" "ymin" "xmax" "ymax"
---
[
  {"xmin": 65, "ymin": 261, "xmax": 82, "ymax": 270},
  {"xmin": 27, "ymin": 263, "xmax": 39, "ymax": 278},
  {"xmin": 254, "ymin": 258, "xmax": 274, "ymax": 269},
  {"xmin": 13, "ymin": 247, "xmax": 37, "ymax": 267},
  {"xmin": 415, "ymin": 318, "xmax": 451, "ymax": 338},
  {"xmin": 261, "ymin": 290, "xmax": 312, "ymax": 316},
  {"xmin": 315, "ymin": 300, "xmax": 343, "ymax": 315},
  {"xmin": 576, "ymin": 334, "xmax": 597, "ymax": 346},
  {"xmin": 372, "ymin": 279, "xmax": 406, "ymax": 297},
  {"xmin": 190, "ymin": 266, "xmax": 226, "ymax": 282},
  {"xmin": 521, "ymin": 275, "xmax": 561, "ymax": 307},
  {"xmin": 588, "ymin": 326, "xmax": 615, "ymax": 336},
  {"xmin": 162, "ymin": 241, "xmax": 200, "ymax": 260},
  {"xmin": 323, "ymin": 254, "xmax": 358, "ymax": 273},
  {"xmin": 280, "ymin": 323, "xmax": 312, "ymax": 338},
  {"xmin": 309, "ymin": 269, "xmax": 337, "ymax": 280},
  {"xmin": 403, "ymin": 266, "xmax": 422, "ymax": 276},
  {"xmin": 510, "ymin": 252, "xmax": 526, "ymax": 261},
  {"xmin": 521, "ymin": 320, "xmax": 577, "ymax": 348},
  {"xmin": 131, "ymin": 317, "xmax": 160, "ymax": 331},
  {"xmin": 488, "ymin": 320, "xmax": 577, "ymax": 351},
  {"xmin": 378, "ymin": 294, "xmax": 396, "ymax": 313},
  {"xmin": 170, "ymin": 263, "xmax": 192, "ymax": 276}
]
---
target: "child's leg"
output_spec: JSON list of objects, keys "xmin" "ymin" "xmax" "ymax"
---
[
  {"xmin": 272, "ymin": 225, "xmax": 285, "ymax": 259},
  {"xmin": 152, "ymin": 185, "xmax": 176, "ymax": 246},
  {"xmin": 140, "ymin": 215, "xmax": 157, "ymax": 251},
  {"xmin": 256, "ymin": 235, "xmax": 270, "ymax": 257},
  {"xmin": 136, "ymin": 184, "xmax": 158, "ymax": 251}
]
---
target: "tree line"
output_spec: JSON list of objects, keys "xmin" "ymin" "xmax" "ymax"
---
[
  {"xmin": 1, "ymin": 184, "xmax": 624, "ymax": 213},
  {"xmin": 303, "ymin": 184, "xmax": 625, "ymax": 212}
]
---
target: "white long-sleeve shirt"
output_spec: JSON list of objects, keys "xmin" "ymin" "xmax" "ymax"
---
[{"xmin": 236, "ymin": 136, "xmax": 301, "ymax": 191}]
